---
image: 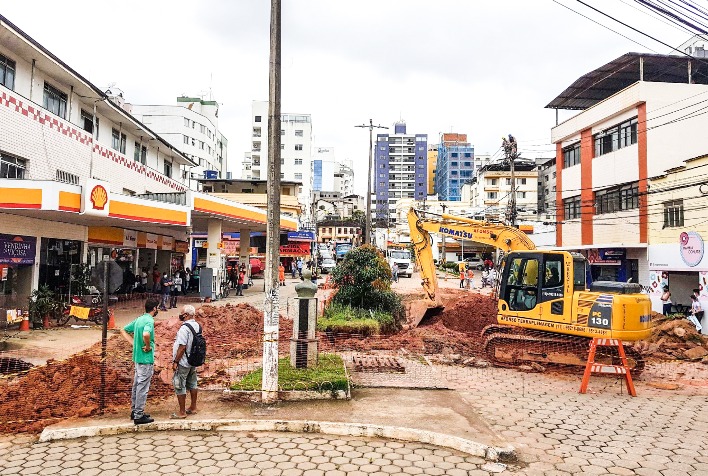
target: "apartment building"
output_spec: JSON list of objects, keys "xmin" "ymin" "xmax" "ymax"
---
[
  {"xmin": 247, "ymin": 100, "xmax": 311, "ymax": 203},
  {"xmin": 435, "ymin": 133, "xmax": 474, "ymax": 201},
  {"xmin": 467, "ymin": 160, "xmax": 539, "ymax": 223},
  {"xmin": 374, "ymin": 121, "xmax": 427, "ymax": 225},
  {"xmin": 548, "ymin": 51, "xmax": 708, "ymax": 315},
  {"xmin": 427, "ymin": 145, "xmax": 438, "ymax": 195},
  {"xmin": 131, "ymin": 96, "xmax": 228, "ymax": 181},
  {"xmin": 536, "ymin": 157, "xmax": 556, "ymax": 221}
]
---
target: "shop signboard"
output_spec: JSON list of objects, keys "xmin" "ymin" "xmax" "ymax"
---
[
  {"xmin": 287, "ymin": 231, "xmax": 315, "ymax": 242},
  {"xmin": 159, "ymin": 236, "xmax": 174, "ymax": 251},
  {"xmin": 81, "ymin": 179, "xmax": 110, "ymax": 217},
  {"xmin": 222, "ymin": 240, "xmax": 240, "ymax": 256},
  {"xmin": 123, "ymin": 229, "xmax": 137, "ymax": 248},
  {"xmin": 279, "ymin": 243, "xmax": 311, "ymax": 256},
  {"xmin": 175, "ymin": 241, "xmax": 189, "ymax": 253},
  {"xmin": 680, "ymin": 231, "xmax": 704, "ymax": 267},
  {"xmin": 587, "ymin": 248, "xmax": 624, "ymax": 266},
  {"xmin": 145, "ymin": 233, "xmax": 158, "ymax": 249},
  {"xmin": 193, "ymin": 239, "xmax": 207, "ymax": 249},
  {"xmin": 0, "ymin": 234, "xmax": 36, "ymax": 265}
]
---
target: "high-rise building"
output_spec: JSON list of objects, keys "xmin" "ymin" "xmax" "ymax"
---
[
  {"xmin": 312, "ymin": 147, "xmax": 337, "ymax": 192},
  {"xmin": 246, "ymin": 100, "xmax": 312, "ymax": 203},
  {"xmin": 130, "ymin": 96, "xmax": 227, "ymax": 182},
  {"xmin": 374, "ymin": 122, "xmax": 427, "ymax": 225},
  {"xmin": 435, "ymin": 133, "xmax": 474, "ymax": 201},
  {"xmin": 427, "ymin": 145, "xmax": 438, "ymax": 196}
]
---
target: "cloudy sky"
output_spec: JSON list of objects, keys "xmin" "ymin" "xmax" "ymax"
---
[{"xmin": 0, "ymin": 0, "xmax": 695, "ymax": 195}]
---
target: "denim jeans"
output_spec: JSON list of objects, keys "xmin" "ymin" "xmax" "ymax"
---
[{"xmin": 131, "ymin": 363, "xmax": 154, "ymax": 419}]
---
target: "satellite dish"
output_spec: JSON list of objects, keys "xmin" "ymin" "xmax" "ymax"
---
[{"xmin": 90, "ymin": 260, "xmax": 124, "ymax": 294}]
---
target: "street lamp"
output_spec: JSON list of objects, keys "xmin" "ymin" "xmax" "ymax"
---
[{"xmin": 355, "ymin": 119, "xmax": 388, "ymax": 245}]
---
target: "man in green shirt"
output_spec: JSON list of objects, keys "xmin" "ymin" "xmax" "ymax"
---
[{"xmin": 120, "ymin": 298, "xmax": 159, "ymax": 425}]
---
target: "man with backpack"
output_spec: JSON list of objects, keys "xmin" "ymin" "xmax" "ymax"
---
[{"xmin": 170, "ymin": 305, "xmax": 205, "ymax": 418}]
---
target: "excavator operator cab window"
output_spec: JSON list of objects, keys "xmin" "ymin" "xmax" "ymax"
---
[
  {"xmin": 543, "ymin": 257, "xmax": 563, "ymax": 289},
  {"xmin": 573, "ymin": 258, "xmax": 587, "ymax": 290},
  {"xmin": 504, "ymin": 256, "xmax": 540, "ymax": 311}
]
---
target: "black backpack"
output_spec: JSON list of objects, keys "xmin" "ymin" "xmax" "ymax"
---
[{"xmin": 183, "ymin": 322, "xmax": 207, "ymax": 367}]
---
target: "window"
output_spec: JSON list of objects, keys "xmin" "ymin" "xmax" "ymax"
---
[
  {"xmin": 0, "ymin": 53, "xmax": 16, "ymax": 90},
  {"xmin": 295, "ymin": 158, "xmax": 303, "ymax": 165},
  {"xmin": 0, "ymin": 152, "xmax": 26, "ymax": 179},
  {"xmin": 564, "ymin": 196, "xmax": 581, "ymax": 220},
  {"xmin": 281, "ymin": 129, "xmax": 285, "ymax": 135},
  {"xmin": 111, "ymin": 129, "xmax": 126, "ymax": 153},
  {"xmin": 183, "ymin": 135, "xmax": 189, "ymax": 144},
  {"xmin": 184, "ymin": 118, "xmax": 190, "ymax": 127},
  {"xmin": 207, "ymin": 129, "xmax": 212, "ymax": 139},
  {"xmin": 487, "ymin": 192, "xmax": 498, "ymax": 199},
  {"xmin": 294, "ymin": 173, "xmax": 303, "ymax": 180},
  {"xmin": 199, "ymin": 124, "xmax": 205, "ymax": 134},
  {"xmin": 543, "ymin": 256, "xmax": 564, "ymax": 289},
  {"xmin": 489, "ymin": 178, "xmax": 497, "ymax": 186},
  {"xmin": 663, "ymin": 200, "xmax": 684, "ymax": 228},
  {"xmin": 255, "ymin": 115, "xmax": 262, "ymax": 122},
  {"xmin": 295, "ymin": 144, "xmax": 303, "ymax": 151},
  {"xmin": 595, "ymin": 182, "xmax": 638, "ymax": 214},
  {"xmin": 134, "ymin": 142, "xmax": 141, "ymax": 162},
  {"xmin": 563, "ymin": 142, "xmax": 580, "ymax": 168},
  {"xmin": 80, "ymin": 109, "xmax": 98, "ymax": 136},
  {"xmin": 164, "ymin": 160, "xmax": 172, "ymax": 177},
  {"xmin": 281, "ymin": 158, "xmax": 285, "ymax": 165},
  {"xmin": 594, "ymin": 117, "xmax": 637, "ymax": 156},
  {"xmin": 506, "ymin": 178, "xmax": 512, "ymax": 185},
  {"xmin": 517, "ymin": 191, "xmax": 526, "ymax": 199},
  {"xmin": 140, "ymin": 146, "xmax": 147, "ymax": 165},
  {"xmin": 295, "ymin": 129, "xmax": 303, "ymax": 137},
  {"xmin": 281, "ymin": 144, "xmax": 284, "ymax": 150},
  {"xmin": 451, "ymin": 162, "xmax": 458, "ymax": 167},
  {"xmin": 452, "ymin": 153, "xmax": 458, "ymax": 158},
  {"xmin": 520, "ymin": 178, "xmax": 527, "ymax": 185},
  {"xmin": 192, "ymin": 120, "xmax": 195, "ymax": 128},
  {"xmin": 280, "ymin": 173, "xmax": 285, "ymax": 179},
  {"xmin": 43, "ymin": 82, "xmax": 67, "ymax": 118}
]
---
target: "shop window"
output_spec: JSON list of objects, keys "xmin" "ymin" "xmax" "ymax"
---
[{"xmin": 43, "ymin": 82, "xmax": 67, "ymax": 119}]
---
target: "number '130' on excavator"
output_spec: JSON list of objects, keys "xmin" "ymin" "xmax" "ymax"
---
[{"xmin": 407, "ymin": 208, "xmax": 654, "ymax": 373}]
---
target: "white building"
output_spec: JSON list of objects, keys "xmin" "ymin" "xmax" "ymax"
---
[
  {"xmin": 473, "ymin": 153, "xmax": 494, "ymax": 177},
  {"xmin": 241, "ymin": 152, "xmax": 252, "ymax": 179},
  {"xmin": 312, "ymin": 146, "xmax": 355, "ymax": 199},
  {"xmin": 247, "ymin": 100, "xmax": 312, "ymax": 204},
  {"xmin": 130, "ymin": 96, "xmax": 228, "ymax": 183},
  {"xmin": 334, "ymin": 160, "xmax": 355, "ymax": 197}
]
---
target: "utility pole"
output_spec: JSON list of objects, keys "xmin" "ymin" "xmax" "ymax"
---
[
  {"xmin": 262, "ymin": 0, "xmax": 281, "ymax": 404},
  {"xmin": 355, "ymin": 119, "xmax": 388, "ymax": 245},
  {"xmin": 502, "ymin": 134, "xmax": 518, "ymax": 227},
  {"xmin": 440, "ymin": 203, "xmax": 447, "ymax": 265}
]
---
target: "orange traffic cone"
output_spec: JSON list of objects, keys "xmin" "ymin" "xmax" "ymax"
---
[
  {"xmin": 19, "ymin": 314, "xmax": 30, "ymax": 332},
  {"xmin": 107, "ymin": 309, "xmax": 116, "ymax": 330},
  {"xmin": 42, "ymin": 314, "xmax": 51, "ymax": 329}
]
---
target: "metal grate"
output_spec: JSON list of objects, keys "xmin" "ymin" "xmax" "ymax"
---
[{"xmin": 352, "ymin": 355, "xmax": 405, "ymax": 373}]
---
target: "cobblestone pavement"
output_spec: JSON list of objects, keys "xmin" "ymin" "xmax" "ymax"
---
[
  {"xmin": 0, "ymin": 431, "xmax": 520, "ymax": 475},
  {"xmin": 448, "ymin": 366, "xmax": 708, "ymax": 475}
]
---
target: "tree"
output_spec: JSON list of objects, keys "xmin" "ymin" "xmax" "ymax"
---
[{"xmin": 331, "ymin": 244, "xmax": 401, "ymax": 315}]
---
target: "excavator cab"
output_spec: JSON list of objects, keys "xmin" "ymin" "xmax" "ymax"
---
[{"xmin": 500, "ymin": 252, "xmax": 569, "ymax": 315}]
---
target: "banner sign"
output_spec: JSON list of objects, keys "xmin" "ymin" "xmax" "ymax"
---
[
  {"xmin": 69, "ymin": 306, "xmax": 91, "ymax": 320},
  {"xmin": 288, "ymin": 231, "xmax": 315, "ymax": 241},
  {"xmin": 159, "ymin": 236, "xmax": 174, "ymax": 251},
  {"xmin": 6, "ymin": 309, "xmax": 23, "ymax": 324},
  {"xmin": 279, "ymin": 243, "xmax": 311, "ymax": 256},
  {"xmin": 222, "ymin": 240, "xmax": 240, "ymax": 256},
  {"xmin": 175, "ymin": 241, "xmax": 189, "ymax": 253},
  {"xmin": 123, "ymin": 229, "xmax": 137, "ymax": 247},
  {"xmin": 81, "ymin": 179, "xmax": 110, "ymax": 217},
  {"xmin": 587, "ymin": 248, "xmax": 622, "ymax": 266},
  {"xmin": 0, "ymin": 234, "xmax": 36, "ymax": 265}
]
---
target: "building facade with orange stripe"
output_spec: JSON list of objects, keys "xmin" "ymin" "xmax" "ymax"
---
[
  {"xmin": 548, "ymin": 53, "xmax": 708, "ymax": 324},
  {"xmin": 0, "ymin": 15, "xmax": 305, "ymax": 311}
]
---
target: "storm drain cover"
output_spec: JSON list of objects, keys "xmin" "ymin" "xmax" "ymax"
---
[{"xmin": 352, "ymin": 355, "xmax": 405, "ymax": 373}]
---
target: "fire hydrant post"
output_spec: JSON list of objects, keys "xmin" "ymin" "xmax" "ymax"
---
[{"xmin": 291, "ymin": 269, "xmax": 318, "ymax": 368}]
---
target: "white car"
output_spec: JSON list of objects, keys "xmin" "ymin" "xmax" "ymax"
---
[{"xmin": 319, "ymin": 258, "xmax": 336, "ymax": 274}]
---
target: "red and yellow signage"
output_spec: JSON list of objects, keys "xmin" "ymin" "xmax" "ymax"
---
[
  {"xmin": 110, "ymin": 200, "xmax": 188, "ymax": 226},
  {"xmin": 279, "ymin": 243, "xmax": 310, "ymax": 257},
  {"xmin": 0, "ymin": 187, "xmax": 42, "ymax": 209},
  {"xmin": 193, "ymin": 195, "xmax": 297, "ymax": 231}
]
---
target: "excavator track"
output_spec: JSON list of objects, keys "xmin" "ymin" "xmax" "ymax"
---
[{"xmin": 482, "ymin": 327, "xmax": 645, "ymax": 376}]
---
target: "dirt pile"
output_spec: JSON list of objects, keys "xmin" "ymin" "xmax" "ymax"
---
[
  {"xmin": 0, "ymin": 337, "xmax": 171, "ymax": 434},
  {"xmin": 434, "ymin": 291, "xmax": 498, "ymax": 334},
  {"xmin": 634, "ymin": 313, "xmax": 708, "ymax": 361}
]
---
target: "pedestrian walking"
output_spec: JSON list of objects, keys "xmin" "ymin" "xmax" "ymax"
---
[
  {"xmin": 689, "ymin": 295, "xmax": 704, "ymax": 332},
  {"xmin": 660, "ymin": 285, "xmax": 672, "ymax": 315},
  {"xmin": 291, "ymin": 260, "xmax": 297, "ymax": 278},
  {"xmin": 152, "ymin": 265, "xmax": 161, "ymax": 293},
  {"xmin": 391, "ymin": 262, "xmax": 399, "ymax": 283},
  {"xmin": 171, "ymin": 305, "xmax": 200, "ymax": 419},
  {"xmin": 184, "ymin": 268, "xmax": 191, "ymax": 294},
  {"xmin": 236, "ymin": 268, "xmax": 245, "ymax": 296},
  {"xmin": 278, "ymin": 263, "xmax": 286, "ymax": 286},
  {"xmin": 120, "ymin": 298, "xmax": 159, "ymax": 425},
  {"xmin": 140, "ymin": 268, "xmax": 148, "ymax": 293},
  {"xmin": 171, "ymin": 273, "xmax": 182, "ymax": 309},
  {"xmin": 159, "ymin": 272, "xmax": 172, "ymax": 311},
  {"xmin": 297, "ymin": 258, "xmax": 303, "ymax": 279}
]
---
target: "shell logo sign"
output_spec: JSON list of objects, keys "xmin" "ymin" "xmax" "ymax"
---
[
  {"xmin": 90, "ymin": 185, "xmax": 108, "ymax": 210},
  {"xmin": 81, "ymin": 179, "xmax": 110, "ymax": 217}
]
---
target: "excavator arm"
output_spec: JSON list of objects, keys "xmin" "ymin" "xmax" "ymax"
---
[{"xmin": 407, "ymin": 208, "xmax": 536, "ymax": 300}]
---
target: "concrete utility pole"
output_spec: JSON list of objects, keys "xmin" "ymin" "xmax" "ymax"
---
[
  {"xmin": 262, "ymin": 0, "xmax": 281, "ymax": 404},
  {"xmin": 355, "ymin": 119, "xmax": 388, "ymax": 245},
  {"xmin": 502, "ymin": 134, "xmax": 519, "ymax": 227}
]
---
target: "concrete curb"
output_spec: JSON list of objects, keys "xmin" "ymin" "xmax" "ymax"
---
[{"xmin": 39, "ymin": 419, "xmax": 515, "ymax": 462}]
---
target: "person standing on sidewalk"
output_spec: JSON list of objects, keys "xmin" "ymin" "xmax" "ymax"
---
[
  {"xmin": 120, "ymin": 298, "xmax": 159, "ymax": 425},
  {"xmin": 236, "ymin": 268, "xmax": 245, "ymax": 296},
  {"xmin": 159, "ymin": 272, "xmax": 172, "ymax": 311},
  {"xmin": 171, "ymin": 273, "xmax": 182, "ymax": 309},
  {"xmin": 170, "ymin": 305, "xmax": 200, "ymax": 419},
  {"xmin": 278, "ymin": 263, "xmax": 286, "ymax": 286}
]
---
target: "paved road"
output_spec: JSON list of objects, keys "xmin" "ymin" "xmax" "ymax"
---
[{"xmin": 0, "ymin": 431, "xmax": 515, "ymax": 475}]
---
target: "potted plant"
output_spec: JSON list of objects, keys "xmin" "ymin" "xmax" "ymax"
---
[{"xmin": 28, "ymin": 285, "xmax": 59, "ymax": 329}]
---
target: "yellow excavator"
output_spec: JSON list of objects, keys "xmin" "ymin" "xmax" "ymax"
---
[{"xmin": 408, "ymin": 208, "xmax": 654, "ymax": 372}]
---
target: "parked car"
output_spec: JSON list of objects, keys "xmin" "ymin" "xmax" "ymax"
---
[
  {"xmin": 464, "ymin": 257, "xmax": 485, "ymax": 270},
  {"xmin": 319, "ymin": 258, "xmax": 336, "ymax": 274},
  {"xmin": 319, "ymin": 250, "xmax": 333, "ymax": 260}
]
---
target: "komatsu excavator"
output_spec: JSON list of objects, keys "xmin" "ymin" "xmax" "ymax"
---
[{"xmin": 408, "ymin": 208, "xmax": 654, "ymax": 372}]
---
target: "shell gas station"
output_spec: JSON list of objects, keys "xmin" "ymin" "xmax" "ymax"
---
[{"xmin": 0, "ymin": 177, "xmax": 298, "ymax": 317}]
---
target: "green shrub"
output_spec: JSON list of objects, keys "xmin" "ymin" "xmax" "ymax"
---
[
  {"xmin": 231, "ymin": 354, "xmax": 348, "ymax": 392},
  {"xmin": 318, "ymin": 303, "xmax": 396, "ymax": 335}
]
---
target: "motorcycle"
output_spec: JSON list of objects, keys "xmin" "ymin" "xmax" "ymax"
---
[{"xmin": 56, "ymin": 295, "xmax": 105, "ymax": 325}]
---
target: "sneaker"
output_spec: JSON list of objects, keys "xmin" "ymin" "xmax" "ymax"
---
[
  {"xmin": 133, "ymin": 415, "xmax": 154, "ymax": 425},
  {"xmin": 130, "ymin": 411, "xmax": 150, "ymax": 419}
]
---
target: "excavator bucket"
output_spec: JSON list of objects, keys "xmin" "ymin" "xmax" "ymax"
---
[{"xmin": 405, "ymin": 296, "xmax": 444, "ymax": 328}]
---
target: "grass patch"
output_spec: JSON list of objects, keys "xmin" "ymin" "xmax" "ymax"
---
[
  {"xmin": 317, "ymin": 303, "xmax": 395, "ymax": 335},
  {"xmin": 230, "ymin": 354, "xmax": 348, "ymax": 392}
]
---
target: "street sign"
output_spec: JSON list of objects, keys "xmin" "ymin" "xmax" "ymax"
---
[{"xmin": 90, "ymin": 260, "xmax": 123, "ymax": 293}]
